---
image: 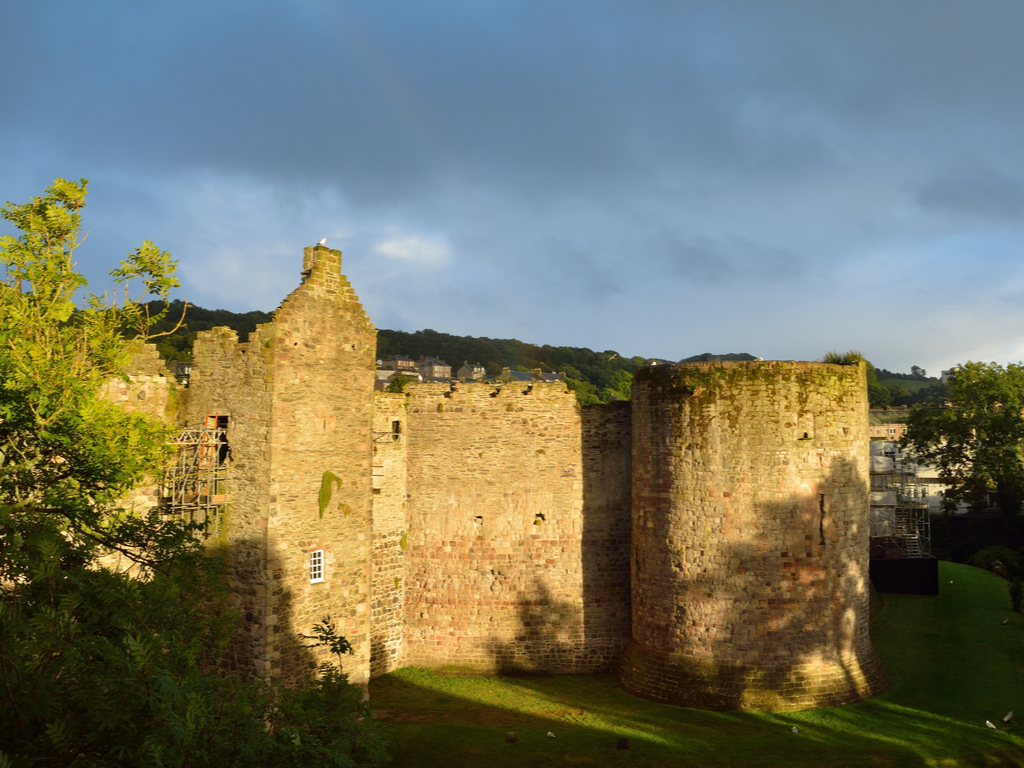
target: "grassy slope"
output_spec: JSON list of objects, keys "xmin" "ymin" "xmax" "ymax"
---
[
  {"xmin": 370, "ymin": 562, "xmax": 1024, "ymax": 767},
  {"xmin": 871, "ymin": 561, "xmax": 1024, "ymax": 724},
  {"xmin": 878, "ymin": 377, "xmax": 935, "ymax": 392}
]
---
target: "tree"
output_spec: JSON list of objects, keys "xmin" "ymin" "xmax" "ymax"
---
[
  {"xmin": 566, "ymin": 378, "xmax": 601, "ymax": 406},
  {"xmin": 0, "ymin": 180, "xmax": 388, "ymax": 766},
  {"xmin": 0, "ymin": 177, "xmax": 180, "ymax": 562},
  {"xmin": 385, "ymin": 374, "xmax": 417, "ymax": 393},
  {"xmin": 903, "ymin": 362, "xmax": 1024, "ymax": 516}
]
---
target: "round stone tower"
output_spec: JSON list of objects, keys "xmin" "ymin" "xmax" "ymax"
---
[{"xmin": 617, "ymin": 360, "xmax": 889, "ymax": 711}]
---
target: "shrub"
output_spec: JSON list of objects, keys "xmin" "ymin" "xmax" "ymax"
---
[
  {"xmin": 1011, "ymin": 578, "xmax": 1023, "ymax": 614},
  {"xmin": 965, "ymin": 547, "xmax": 1024, "ymax": 580}
]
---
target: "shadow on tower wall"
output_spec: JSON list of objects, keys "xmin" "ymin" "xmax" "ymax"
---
[
  {"xmin": 207, "ymin": 537, "xmax": 338, "ymax": 685},
  {"xmin": 578, "ymin": 402, "xmax": 632, "ymax": 670},
  {"xmin": 617, "ymin": 456, "xmax": 891, "ymax": 711},
  {"xmin": 481, "ymin": 402, "xmax": 632, "ymax": 675}
]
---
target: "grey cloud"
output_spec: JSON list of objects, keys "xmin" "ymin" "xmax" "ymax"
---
[
  {"xmin": 916, "ymin": 167, "xmax": 1024, "ymax": 222},
  {"xmin": 541, "ymin": 239, "xmax": 628, "ymax": 303},
  {"xmin": 655, "ymin": 232, "xmax": 803, "ymax": 283},
  {"xmin": 0, "ymin": 1, "xmax": 902, "ymax": 204},
  {"xmin": 9, "ymin": 0, "xmax": 1024, "ymax": 377}
]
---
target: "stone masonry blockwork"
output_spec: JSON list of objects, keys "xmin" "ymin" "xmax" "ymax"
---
[
  {"xmin": 187, "ymin": 245, "xmax": 376, "ymax": 686},
  {"xmin": 370, "ymin": 394, "xmax": 408, "ymax": 677},
  {"xmin": 393, "ymin": 386, "xmax": 632, "ymax": 674},
  {"xmin": 618, "ymin": 361, "xmax": 890, "ymax": 710},
  {"xmin": 115, "ymin": 244, "xmax": 889, "ymax": 713}
]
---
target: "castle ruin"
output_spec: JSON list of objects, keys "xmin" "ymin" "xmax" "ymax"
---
[{"xmin": 123, "ymin": 244, "xmax": 889, "ymax": 711}]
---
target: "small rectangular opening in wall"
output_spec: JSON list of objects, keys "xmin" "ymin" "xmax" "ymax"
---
[
  {"xmin": 310, "ymin": 549, "xmax": 324, "ymax": 583},
  {"xmin": 819, "ymin": 495, "xmax": 826, "ymax": 546},
  {"xmin": 216, "ymin": 415, "xmax": 231, "ymax": 465},
  {"xmin": 392, "ymin": 420, "xmax": 401, "ymax": 441},
  {"xmin": 796, "ymin": 413, "xmax": 815, "ymax": 441}
]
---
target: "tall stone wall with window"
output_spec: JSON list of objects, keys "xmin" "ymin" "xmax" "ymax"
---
[
  {"xmin": 396, "ymin": 381, "xmax": 632, "ymax": 674},
  {"xmin": 618, "ymin": 361, "xmax": 889, "ymax": 710},
  {"xmin": 138, "ymin": 241, "xmax": 891, "ymax": 714},
  {"xmin": 187, "ymin": 245, "xmax": 376, "ymax": 687}
]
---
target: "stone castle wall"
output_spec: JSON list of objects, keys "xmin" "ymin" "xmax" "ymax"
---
[
  {"xmin": 187, "ymin": 324, "xmax": 275, "ymax": 674},
  {"xmin": 98, "ymin": 344, "xmax": 179, "ymax": 567},
  {"xmin": 258, "ymin": 245, "xmax": 376, "ymax": 687},
  {"xmin": 111, "ymin": 245, "xmax": 890, "ymax": 712},
  {"xmin": 101, "ymin": 342, "xmax": 175, "ymax": 415},
  {"xmin": 395, "ymin": 381, "xmax": 631, "ymax": 673},
  {"xmin": 370, "ymin": 393, "xmax": 408, "ymax": 677},
  {"xmin": 187, "ymin": 245, "xmax": 376, "ymax": 686},
  {"xmin": 618, "ymin": 361, "xmax": 890, "ymax": 710},
  {"xmin": 578, "ymin": 401, "xmax": 633, "ymax": 665}
]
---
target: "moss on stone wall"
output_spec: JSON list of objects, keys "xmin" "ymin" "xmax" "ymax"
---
[
  {"xmin": 318, "ymin": 471, "xmax": 343, "ymax": 518},
  {"xmin": 621, "ymin": 359, "xmax": 886, "ymax": 711}
]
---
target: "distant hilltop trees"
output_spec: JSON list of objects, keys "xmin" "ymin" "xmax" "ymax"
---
[
  {"xmin": 146, "ymin": 300, "xmax": 272, "ymax": 361},
  {"xmin": 145, "ymin": 302, "xmax": 674, "ymax": 404},
  {"xmin": 146, "ymin": 301, "xmax": 935, "ymax": 408},
  {"xmin": 678, "ymin": 352, "xmax": 758, "ymax": 363}
]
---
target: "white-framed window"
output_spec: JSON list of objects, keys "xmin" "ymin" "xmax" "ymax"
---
[{"xmin": 310, "ymin": 549, "xmax": 324, "ymax": 583}]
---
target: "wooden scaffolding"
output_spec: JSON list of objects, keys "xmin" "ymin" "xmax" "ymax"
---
[{"xmin": 162, "ymin": 413, "xmax": 232, "ymax": 523}]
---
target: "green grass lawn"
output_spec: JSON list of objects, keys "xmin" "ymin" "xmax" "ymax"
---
[
  {"xmin": 369, "ymin": 562, "xmax": 1024, "ymax": 766},
  {"xmin": 878, "ymin": 378, "xmax": 935, "ymax": 393}
]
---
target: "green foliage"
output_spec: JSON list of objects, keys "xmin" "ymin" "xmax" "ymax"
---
[
  {"xmin": 1, "ymin": 517, "xmax": 229, "ymax": 764},
  {"xmin": 820, "ymin": 351, "xmax": 946, "ymax": 409},
  {"xmin": 377, "ymin": 328, "xmax": 661, "ymax": 404},
  {"xmin": 0, "ymin": 180, "xmax": 389, "ymax": 767},
  {"xmin": 0, "ymin": 178, "xmax": 179, "ymax": 560},
  {"xmin": 965, "ymin": 546, "xmax": 1024, "ymax": 579},
  {"xmin": 0, "ymin": 532, "xmax": 390, "ymax": 766},
  {"xmin": 598, "ymin": 369, "xmax": 632, "ymax": 403},
  {"xmin": 872, "ymin": 367, "xmax": 945, "ymax": 407},
  {"xmin": 678, "ymin": 352, "xmax": 757, "ymax": 363},
  {"xmin": 566, "ymin": 378, "xmax": 600, "ymax": 406},
  {"xmin": 281, "ymin": 617, "xmax": 389, "ymax": 766},
  {"xmin": 876, "ymin": 366, "xmax": 933, "ymax": 383},
  {"xmin": 385, "ymin": 374, "xmax": 417, "ymax": 393},
  {"xmin": 268, "ymin": 666, "xmax": 390, "ymax": 767},
  {"xmin": 822, "ymin": 351, "xmax": 888, "ymax": 408},
  {"xmin": 303, "ymin": 614, "xmax": 355, "ymax": 662},
  {"xmin": 821, "ymin": 349, "xmax": 866, "ymax": 365},
  {"xmin": 904, "ymin": 362, "xmax": 1024, "ymax": 515},
  {"xmin": 145, "ymin": 300, "xmax": 273, "ymax": 361},
  {"xmin": 868, "ymin": 381, "xmax": 893, "ymax": 408}
]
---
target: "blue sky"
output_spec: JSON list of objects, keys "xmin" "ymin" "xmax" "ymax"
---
[{"xmin": 4, "ymin": 1, "xmax": 1024, "ymax": 374}]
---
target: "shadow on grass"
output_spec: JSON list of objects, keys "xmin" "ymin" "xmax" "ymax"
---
[
  {"xmin": 370, "ymin": 668, "xmax": 1024, "ymax": 768},
  {"xmin": 371, "ymin": 560, "xmax": 1024, "ymax": 767}
]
